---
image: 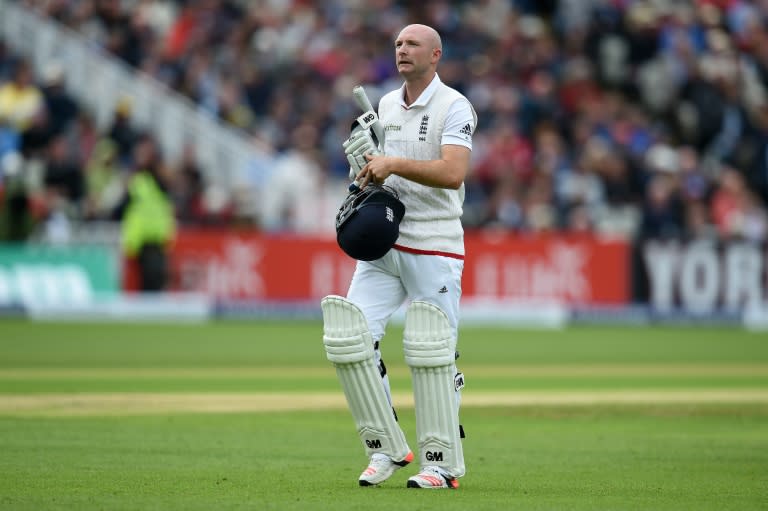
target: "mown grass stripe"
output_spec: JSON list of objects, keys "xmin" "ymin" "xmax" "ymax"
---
[
  {"xmin": 1, "ymin": 364, "xmax": 767, "ymax": 379},
  {"xmin": 1, "ymin": 389, "xmax": 768, "ymax": 416}
]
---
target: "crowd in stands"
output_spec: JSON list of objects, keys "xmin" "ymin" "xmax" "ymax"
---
[{"xmin": 2, "ymin": 0, "xmax": 768, "ymax": 242}]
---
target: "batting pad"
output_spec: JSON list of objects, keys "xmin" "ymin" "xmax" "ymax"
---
[
  {"xmin": 403, "ymin": 301, "xmax": 465, "ymax": 478},
  {"xmin": 321, "ymin": 295, "xmax": 411, "ymax": 461}
]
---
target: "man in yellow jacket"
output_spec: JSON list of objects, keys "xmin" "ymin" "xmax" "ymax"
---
[{"xmin": 118, "ymin": 135, "xmax": 176, "ymax": 292}]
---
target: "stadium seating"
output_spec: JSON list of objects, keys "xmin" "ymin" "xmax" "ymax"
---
[{"xmin": 1, "ymin": 0, "xmax": 767, "ymax": 242}]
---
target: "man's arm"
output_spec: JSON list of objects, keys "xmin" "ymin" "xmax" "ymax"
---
[{"xmin": 358, "ymin": 144, "xmax": 471, "ymax": 190}]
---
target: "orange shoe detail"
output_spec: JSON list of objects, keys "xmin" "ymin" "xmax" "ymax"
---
[{"xmin": 406, "ymin": 466, "xmax": 459, "ymax": 489}]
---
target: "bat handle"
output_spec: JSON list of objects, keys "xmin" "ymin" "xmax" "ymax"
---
[{"xmin": 371, "ymin": 124, "xmax": 385, "ymax": 148}]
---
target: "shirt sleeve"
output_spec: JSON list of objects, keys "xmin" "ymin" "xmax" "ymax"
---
[{"xmin": 441, "ymin": 98, "xmax": 475, "ymax": 150}]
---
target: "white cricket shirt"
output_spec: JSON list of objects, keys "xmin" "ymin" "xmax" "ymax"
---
[{"xmin": 378, "ymin": 74, "xmax": 477, "ymax": 257}]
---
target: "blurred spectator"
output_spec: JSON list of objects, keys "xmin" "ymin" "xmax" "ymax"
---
[
  {"xmin": 487, "ymin": 175, "xmax": 524, "ymax": 229},
  {"xmin": 115, "ymin": 134, "xmax": 176, "ymax": 291},
  {"xmin": 83, "ymin": 138, "xmax": 125, "ymax": 221},
  {"xmin": 40, "ymin": 61, "xmax": 78, "ymax": 138},
  {"xmin": 639, "ymin": 173, "xmax": 684, "ymax": 240},
  {"xmin": 260, "ymin": 122, "xmax": 326, "ymax": 232},
  {"xmin": 556, "ymin": 137, "xmax": 606, "ymax": 226},
  {"xmin": 474, "ymin": 118, "xmax": 533, "ymax": 194},
  {"xmin": 710, "ymin": 166, "xmax": 767, "ymax": 242},
  {"xmin": 524, "ymin": 172, "xmax": 557, "ymax": 232},
  {"xmin": 108, "ymin": 97, "xmax": 139, "ymax": 166},
  {"xmin": 43, "ymin": 133, "xmax": 84, "ymax": 210},
  {"xmin": 171, "ymin": 142, "xmax": 234, "ymax": 226},
  {"xmin": 170, "ymin": 144, "xmax": 209, "ymax": 226},
  {"xmin": 0, "ymin": 59, "xmax": 43, "ymax": 134},
  {"xmin": 676, "ymin": 145, "xmax": 710, "ymax": 203},
  {"xmin": 70, "ymin": 111, "xmax": 100, "ymax": 169}
]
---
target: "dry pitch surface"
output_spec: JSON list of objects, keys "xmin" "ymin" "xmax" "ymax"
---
[{"xmin": 2, "ymin": 364, "xmax": 767, "ymax": 416}]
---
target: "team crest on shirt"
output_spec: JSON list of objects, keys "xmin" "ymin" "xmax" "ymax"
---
[{"xmin": 419, "ymin": 115, "xmax": 429, "ymax": 141}]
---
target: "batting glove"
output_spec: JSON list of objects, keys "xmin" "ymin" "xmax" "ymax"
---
[{"xmin": 343, "ymin": 129, "xmax": 379, "ymax": 175}]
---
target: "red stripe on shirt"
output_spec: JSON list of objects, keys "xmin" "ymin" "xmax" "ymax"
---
[{"xmin": 393, "ymin": 244, "xmax": 465, "ymax": 260}]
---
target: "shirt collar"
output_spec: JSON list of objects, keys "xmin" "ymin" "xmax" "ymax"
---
[{"xmin": 397, "ymin": 74, "xmax": 442, "ymax": 109}]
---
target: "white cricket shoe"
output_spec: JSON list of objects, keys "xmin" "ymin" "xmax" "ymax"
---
[
  {"xmin": 358, "ymin": 451, "xmax": 414, "ymax": 486},
  {"xmin": 406, "ymin": 466, "xmax": 459, "ymax": 489}
]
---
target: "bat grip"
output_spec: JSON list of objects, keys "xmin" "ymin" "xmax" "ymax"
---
[{"xmin": 371, "ymin": 123, "xmax": 385, "ymax": 148}]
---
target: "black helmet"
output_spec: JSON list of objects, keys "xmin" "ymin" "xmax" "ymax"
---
[{"xmin": 335, "ymin": 184, "xmax": 405, "ymax": 261}]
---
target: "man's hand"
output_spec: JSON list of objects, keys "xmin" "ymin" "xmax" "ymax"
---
[{"xmin": 356, "ymin": 153, "xmax": 394, "ymax": 188}]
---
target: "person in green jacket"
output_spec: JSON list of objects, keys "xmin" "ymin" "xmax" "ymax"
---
[{"xmin": 116, "ymin": 134, "xmax": 175, "ymax": 292}]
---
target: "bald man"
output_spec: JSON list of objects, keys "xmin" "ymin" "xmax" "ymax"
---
[{"xmin": 325, "ymin": 24, "xmax": 477, "ymax": 490}]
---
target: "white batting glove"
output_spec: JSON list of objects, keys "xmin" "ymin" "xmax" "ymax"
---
[
  {"xmin": 343, "ymin": 128, "xmax": 378, "ymax": 157},
  {"xmin": 343, "ymin": 129, "xmax": 379, "ymax": 175}
]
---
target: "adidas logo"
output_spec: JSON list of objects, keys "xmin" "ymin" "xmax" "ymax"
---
[
  {"xmin": 459, "ymin": 123, "xmax": 472, "ymax": 136},
  {"xmin": 438, "ymin": 286, "xmax": 448, "ymax": 294}
]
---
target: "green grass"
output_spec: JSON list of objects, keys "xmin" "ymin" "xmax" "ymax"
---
[
  {"xmin": 0, "ymin": 319, "xmax": 767, "ymax": 510},
  {"xmin": 1, "ymin": 409, "xmax": 766, "ymax": 511},
  {"xmin": 1, "ymin": 320, "xmax": 766, "ymax": 367}
]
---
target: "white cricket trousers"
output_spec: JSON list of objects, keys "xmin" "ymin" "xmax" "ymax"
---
[
  {"xmin": 347, "ymin": 249, "xmax": 463, "ymax": 341},
  {"xmin": 346, "ymin": 249, "xmax": 464, "ymax": 404}
]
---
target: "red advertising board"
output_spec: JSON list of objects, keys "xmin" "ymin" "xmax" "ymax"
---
[
  {"xmin": 463, "ymin": 232, "xmax": 630, "ymax": 304},
  {"xmin": 124, "ymin": 230, "xmax": 630, "ymax": 305}
]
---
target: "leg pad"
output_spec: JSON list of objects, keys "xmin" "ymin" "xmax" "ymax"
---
[
  {"xmin": 321, "ymin": 295, "xmax": 410, "ymax": 461},
  {"xmin": 403, "ymin": 301, "xmax": 465, "ymax": 478}
]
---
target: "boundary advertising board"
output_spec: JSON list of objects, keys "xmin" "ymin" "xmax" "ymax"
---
[{"xmin": 133, "ymin": 230, "xmax": 631, "ymax": 306}]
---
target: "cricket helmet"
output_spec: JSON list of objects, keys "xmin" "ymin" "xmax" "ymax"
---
[{"xmin": 335, "ymin": 184, "xmax": 405, "ymax": 261}]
